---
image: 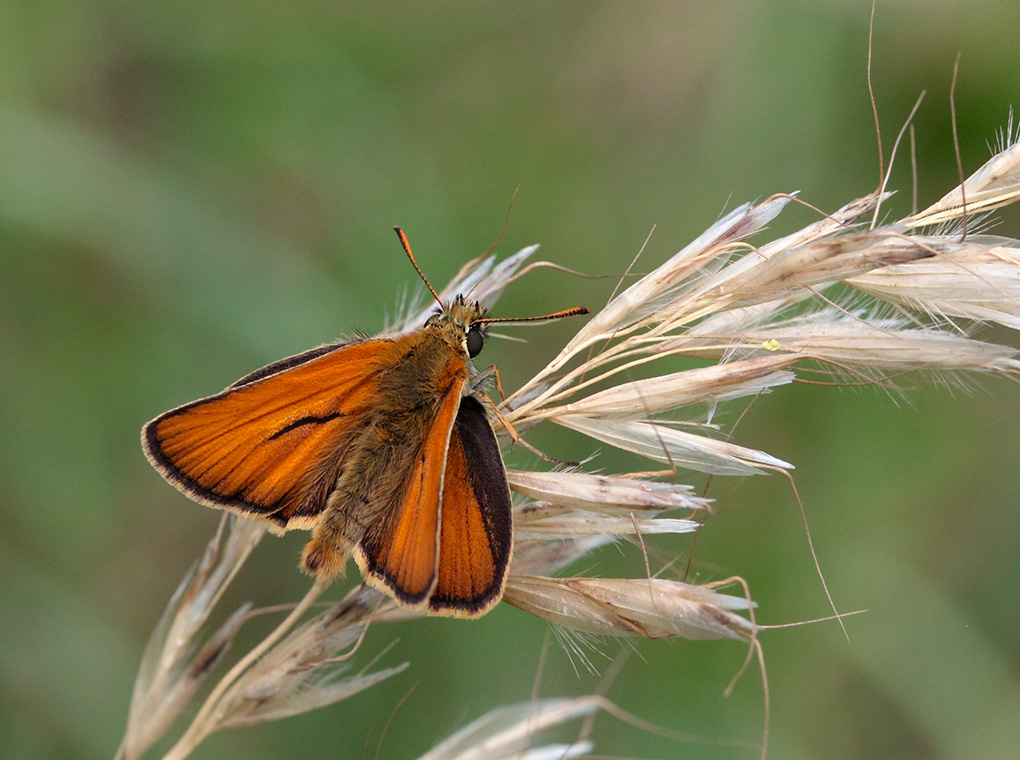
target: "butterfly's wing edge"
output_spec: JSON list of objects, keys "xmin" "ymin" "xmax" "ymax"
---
[{"xmin": 142, "ymin": 337, "xmax": 389, "ymax": 533}]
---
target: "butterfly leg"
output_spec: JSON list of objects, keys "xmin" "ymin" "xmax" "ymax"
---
[
  {"xmin": 473, "ymin": 364, "xmax": 508, "ymax": 402},
  {"xmin": 475, "ymin": 391, "xmax": 579, "ymax": 468}
]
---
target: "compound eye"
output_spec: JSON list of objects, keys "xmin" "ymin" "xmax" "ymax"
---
[{"xmin": 466, "ymin": 326, "xmax": 484, "ymax": 358}]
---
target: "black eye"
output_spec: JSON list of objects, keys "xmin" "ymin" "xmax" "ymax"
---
[{"xmin": 466, "ymin": 327, "xmax": 484, "ymax": 358}]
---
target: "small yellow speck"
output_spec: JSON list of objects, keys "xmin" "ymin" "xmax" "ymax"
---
[{"xmin": 762, "ymin": 338, "xmax": 781, "ymax": 351}]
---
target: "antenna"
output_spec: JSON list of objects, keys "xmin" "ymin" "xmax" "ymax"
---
[
  {"xmin": 394, "ymin": 226, "xmax": 589, "ymax": 324},
  {"xmin": 394, "ymin": 227, "xmax": 443, "ymax": 307},
  {"xmin": 477, "ymin": 307, "xmax": 589, "ymax": 325}
]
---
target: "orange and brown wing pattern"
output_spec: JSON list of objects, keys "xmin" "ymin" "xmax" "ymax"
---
[
  {"xmin": 143, "ymin": 338, "xmax": 395, "ymax": 530},
  {"xmin": 428, "ymin": 395, "xmax": 512, "ymax": 617},
  {"xmin": 353, "ymin": 372, "xmax": 465, "ymax": 607}
]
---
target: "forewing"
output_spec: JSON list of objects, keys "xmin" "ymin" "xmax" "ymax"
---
[
  {"xmin": 143, "ymin": 338, "xmax": 394, "ymax": 529},
  {"xmin": 428, "ymin": 395, "xmax": 512, "ymax": 617}
]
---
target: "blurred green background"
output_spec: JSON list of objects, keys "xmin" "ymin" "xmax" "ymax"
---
[{"xmin": 2, "ymin": 2, "xmax": 1019, "ymax": 759}]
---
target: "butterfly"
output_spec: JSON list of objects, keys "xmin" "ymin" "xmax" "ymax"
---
[{"xmin": 142, "ymin": 228, "xmax": 588, "ymax": 618}]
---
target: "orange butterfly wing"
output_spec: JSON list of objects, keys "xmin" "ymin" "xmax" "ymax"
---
[
  {"xmin": 354, "ymin": 390, "xmax": 512, "ymax": 618},
  {"xmin": 143, "ymin": 338, "xmax": 395, "ymax": 531},
  {"xmin": 430, "ymin": 395, "xmax": 513, "ymax": 617}
]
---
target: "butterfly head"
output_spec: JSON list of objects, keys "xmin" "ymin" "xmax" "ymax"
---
[
  {"xmin": 394, "ymin": 226, "xmax": 589, "ymax": 363},
  {"xmin": 425, "ymin": 295, "xmax": 489, "ymax": 359}
]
